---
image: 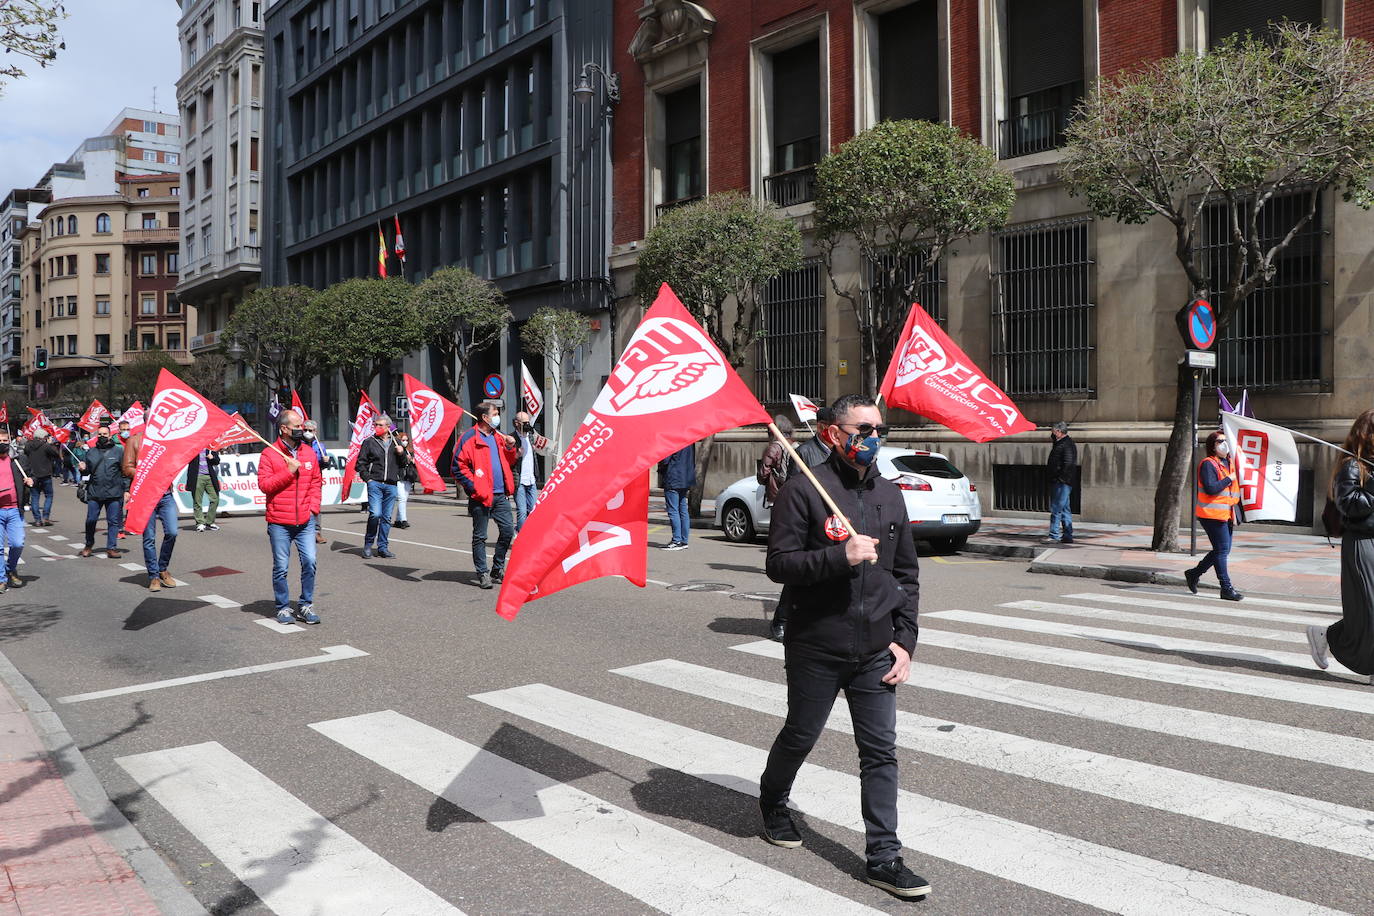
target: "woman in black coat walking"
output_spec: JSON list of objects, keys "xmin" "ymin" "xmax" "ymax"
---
[{"xmin": 1306, "ymin": 409, "xmax": 1374, "ymax": 684}]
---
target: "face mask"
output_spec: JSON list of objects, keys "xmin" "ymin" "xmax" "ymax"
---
[
  {"xmin": 303, "ymin": 431, "xmax": 315, "ymax": 440},
  {"xmin": 843, "ymin": 432, "xmax": 882, "ymax": 467},
  {"xmin": 98, "ymin": 436, "xmax": 112, "ymax": 447},
  {"xmin": 120, "ymin": 430, "xmax": 130, "ymax": 440},
  {"xmin": 289, "ymin": 428, "xmax": 306, "ymax": 443},
  {"xmin": 0, "ymin": 444, "xmax": 9, "ymax": 456},
  {"xmin": 488, "ymin": 414, "xmax": 501, "ymax": 429},
  {"xmin": 1216, "ymin": 442, "xmax": 1230, "ymax": 457}
]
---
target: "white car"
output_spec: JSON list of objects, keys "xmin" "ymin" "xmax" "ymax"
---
[{"xmin": 712, "ymin": 447, "xmax": 982, "ymax": 552}]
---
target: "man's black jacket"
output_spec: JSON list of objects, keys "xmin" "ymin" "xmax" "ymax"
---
[
  {"xmin": 1047, "ymin": 434, "xmax": 1078, "ymax": 485},
  {"xmin": 766, "ymin": 452, "xmax": 919, "ymax": 661},
  {"xmin": 357, "ymin": 435, "xmax": 404, "ymax": 483},
  {"xmin": 23, "ymin": 439, "xmax": 60, "ymax": 479}
]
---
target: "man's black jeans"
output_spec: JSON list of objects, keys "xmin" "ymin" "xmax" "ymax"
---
[
  {"xmin": 471, "ymin": 494, "xmax": 514, "ymax": 575},
  {"xmin": 759, "ymin": 646, "xmax": 901, "ymax": 865}
]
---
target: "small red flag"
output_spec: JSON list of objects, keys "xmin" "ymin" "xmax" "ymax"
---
[
  {"xmin": 291, "ymin": 389, "xmax": 309, "ymax": 423},
  {"xmin": 338, "ymin": 392, "xmax": 379, "ymax": 504},
  {"xmin": 77, "ymin": 399, "xmax": 110, "ymax": 432},
  {"xmin": 393, "ymin": 214, "xmax": 406, "ymax": 264},
  {"xmin": 0, "ymin": 402, "xmax": 8, "ymax": 425},
  {"xmin": 402, "ymin": 374, "xmax": 460, "ymax": 494},
  {"xmin": 376, "ymin": 225, "xmax": 388, "ymax": 278},
  {"xmin": 121, "ymin": 401, "xmax": 147, "ymax": 434}
]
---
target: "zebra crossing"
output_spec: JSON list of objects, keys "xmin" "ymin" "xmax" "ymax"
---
[{"xmin": 114, "ymin": 586, "xmax": 1370, "ymax": 914}]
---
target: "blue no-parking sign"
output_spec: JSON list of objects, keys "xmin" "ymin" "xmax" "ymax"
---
[
  {"xmin": 1187, "ymin": 299, "xmax": 1216, "ymax": 350},
  {"xmin": 483, "ymin": 374, "xmax": 505, "ymax": 399}
]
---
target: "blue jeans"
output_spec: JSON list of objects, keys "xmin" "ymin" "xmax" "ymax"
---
[
  {"xmin": 1194, "ymin": 517, "xmax": 1233, "ymax": 590},
  {"xmin": 514, "ymin": 483, "xmax": 538, "ymax": 530},
  {"xmin": 365, "ymin": 481, "xmax": 397, "ymax": 550},
  {"xmin": 761, "ymin": 648, "xmax": 900, "ymax": 866},
  {"xmin": 29, "ymin": 476, "xmax": 53, "ymax": 522},
  {"xmin": 665, "ymin": 487, "xmax": 691, "ymax": 544},
  {"xmin": 1048, "ymin": 482, "xmax": 1073, "ymax": 540},
  {"xmin": 471, "ymin": 494, "xmax": 514, "ymax": 575},
  {"xmin": 85, "ymin": 497, "xmax": 124, "ymax": 551},
  {"xmin": 142, "ymin": 491, "xmax": 178, "ymax": 579},
  {"xmin": 268, "ymin": 519, "xmax": 317, "ymax": 610},
  {"xmin": 0, "ymin": 507, "xmax": 24, "ymax": 574}
]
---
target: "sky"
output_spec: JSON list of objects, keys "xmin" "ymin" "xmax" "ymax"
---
[{"xmin": 0, "ymin": 0, "xmax": 183, "ymax": 193}]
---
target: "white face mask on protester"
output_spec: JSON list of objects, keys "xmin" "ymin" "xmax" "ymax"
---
[
  {"xmin": 1216, "ymin": 441, "xmax": 1230, "ymax": 457},
  {"xmin": 488, "ymin": 414, "xmax": 501, "ymax": 429}
]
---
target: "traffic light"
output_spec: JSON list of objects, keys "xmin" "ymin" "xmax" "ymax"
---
[{"xmin": 34, "ymin": 347, "xmax": 47, "ymax": 370}]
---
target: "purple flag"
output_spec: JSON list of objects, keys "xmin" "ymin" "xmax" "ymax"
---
[{"xmin": 1217, "ymin": 388, "xmax": 1236, "ymax": 414}]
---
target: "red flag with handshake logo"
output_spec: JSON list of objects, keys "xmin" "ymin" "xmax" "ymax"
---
[
  {"xmin": 124, "ymin": 370, "xmax": 237, "ymax": 534},
  {"xmin": 879, "ymin": 303, "xmax": 1036, "ymax": 442},
  {"xmin": 495, "ymin": 284, "xmax": 771, "ymax": 620},
  {"xmin": 402, "ymin": 374, "xmax": 461, "ymax": 493}
]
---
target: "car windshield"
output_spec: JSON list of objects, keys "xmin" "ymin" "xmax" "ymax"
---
[{"xmin": 892, "ymin": 455, "xmax": 964, "ymax": 479}]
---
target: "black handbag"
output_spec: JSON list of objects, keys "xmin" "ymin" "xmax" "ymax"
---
[
  {"xmin": 75, "ymin": 478, "xmax": 89, "ymax": 504},
  {"xmin": 1322, "ymin": 496, "xmax": 1343, "ymax": 543}
]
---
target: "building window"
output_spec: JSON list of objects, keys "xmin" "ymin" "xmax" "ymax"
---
[
  {"xmin": 186, "ymin": 102, "xmax": 197, "ymax": 132},
  {"xmin": 756, "ymin": 260, "xmax": 825, "ymax": 409},
  {"xmin": 186, "ymin": 233, "xmax": 196, "ymax": 262},
  {"xmin": 96, "ymin": 298, "xmax": 110, "ymax": 315},
  {"xmin": 142, "ymin": 213, "xmax": 158, "ymax": 229},
  {"xmin": 95, "ymin": 253, "xmax": 110, "ymax": 274},
  {"xmin": 764, "ymin": 39, "xmax": 822, "ymax": 207},
  {"xmin": 1204, "ymin": 190, "xmax": 1325, "ymax": 390},
  {"xmin": 142, "ymin": 333, "xmax": 156, "ymax": 350},
  {"xmin": 166, "ymin": 293, "xmax": 181, "ymax": 315},
  {"xmin": 141, "ymin": 253, "xmax": 157, "ymax": 275},
  {"xmin": 141, "ymin": 294, "xmax": 157, "ymax": 315},
  {"xmin": 55, "ymin": 336, "xmax": 65, "ymax": 355},
  {"xmin": 54, "ymin": 298, "xmax": 63, "ymax": 317},
  {"xmin": 167, "ymin": 252, "xmax": 179, "ymax": 273},
  {"xmin": 170, "ymin": 185, "xmax": 180, "ymax": 197},
  {"xmin": 143, "ymin": 151, "xmax": 158, "ymax": 163},
  {"xmin": 867, "ymin": 247, "xmax": 946, "ymax": 326},
  {"xmin": 1208, "ymin": 0, "xmax": 1322, "ymax": 48},
  {"xmin": 143, "ymin": 119, "xmax": 158, "ymax": 132},
  {"xmin": 95, "ymin": 213, "xmax": 111, "ymax": 233},
  {"xmin": 250, "ymin": 63, "xmax": 261, "ymax": 98},
  {"xmin": 66, "ymin": 214, "xmax": 77, "ymax": 234},
  {"xmin": 187, "ymin": 168, "xmax": 197, "ymax": 196},
  {"xmin": 991, "ymin": 216, "xmax": 1095, "ymax": 396},
  {"xmin": 168, "ymin": 211, "xmax": 180, "ymax": 229},
  {"xmin": 67, "ymin": 295, "xmax": 76, "ymax": 316},
  {"xmin": 66, "ymin": 334, "xmax": 76, "ymax": 354},
  {"xmin": 167, "ymin": 332, "xmax": 182, "ymax": 351},
  {"xmin": 95, "ymin": 334, "xmax": 110, "ymax": 355},
  {"xmin": 874, "ymin": 1, "xmax": 940, "ymax": 123},
  {"xmin": 661, "ymin": 83, "xmax": 702, "ymax": 212},
  {"xmin": 66, "ymin": 254, "xmax": 76, "ymax": 274},
  {"xmin": 999, "ymin": 0, "xmax": 1084, "ymax": 159},
  {"xmin": 250, "ymin": 138, "xmax": 260, "ymax": 172},
  {"xmin": 167, "ymin": 152, "xmax": 180, "ymax": 166}
]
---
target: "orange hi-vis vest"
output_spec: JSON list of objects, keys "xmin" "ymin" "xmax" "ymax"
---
[{"xmin": 1196, "ymin": 456, "xmax": 1240, "ymax": 521}]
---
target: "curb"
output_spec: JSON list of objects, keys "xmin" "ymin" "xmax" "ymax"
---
[
  {"xmin": 1029, "ymin": 557, "xmax": 1187, "ymax": 588},
  {"xmin": 960, "ymin": 540, "xmax": 1039, "ymax": 560},
  {"xmin": 0, "ymin": 649, "xmax": 208, "ymax": 916}
]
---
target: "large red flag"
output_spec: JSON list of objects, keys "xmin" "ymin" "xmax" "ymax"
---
[
  {"xmin": 77, "ymin": 399, "xmax": 110, "ymax": 432},
  {"xmin": 124, "ymin": 371, "xmax": 237, "ymax": 534},
  {"xmin": 121, "ymin": 401, "xmax": 147, "ymax": 434},
  {"xmin": 495, "ymin": 284, "xmax": 770, "ymax": 620},
  {"xmin": 210, "ymin": 412, "xmax": 262, "ymax": 450},
  {"xmin": 402, "ymin": 374, "xmax": 460, "ymax": 493},
  {"xmin": 879, "ymin": 303, "xmax": 1036, "ymax": 442},
  {"xmin": 338, "ymin": 392, "xmax": 378, "ymax": 503},
  {"xmin": 290, "ymin": 389, "xmax": 309, "ymax": 423}
]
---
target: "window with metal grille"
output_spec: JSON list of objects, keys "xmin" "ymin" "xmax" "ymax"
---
[
  {"xmin": 993, "ymin": 463, "xmax": 1080, "ymax": 514},
  {"xmin": 991, "ymin": 216, "xmax": 1095, "ymax": 397},
  {"xmin": 1000, "ymin": 0, "xmax": 1083, "ymax": 158},
  {"xmin": 865, "ymin": 247, "xmax": 945, "ymax": 326},
  {"xmin": 1200, "ymin": 190, "xmax": 1325, "ymax": 391},
  {"xmin": 756, "ymin": 260, "xmax": 824, "ymax": 411},
  {"xmin": 1209, "ymin": 0, "xmax": 1322, "ymax": 48}
]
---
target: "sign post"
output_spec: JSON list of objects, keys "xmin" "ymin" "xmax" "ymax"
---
[{"xmin": 1184, "ymin": 303, "xmax": 1217, "ymax": 557}]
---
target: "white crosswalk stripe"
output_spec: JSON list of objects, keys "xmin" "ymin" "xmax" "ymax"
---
[
  {"xmin": 311, "ymin": 710, "xmax": 885, "ymax": 916},
  {"xmin": 1131, "ymin": 588, "xmax": 1342, "ymax": 615},
  {"xmin": 1063, "ymin": 592, "xmax": 1339, "ymax": 625},
  {"xmin": 471, "ymin": 683, "xmax": 1342, "ymax": 915},
  {"xmin": 116, "ymin": 741, "xmax": 461, "ymax": 915},
  {"xmin": 613, "ymin": 658, "xmax": 1374, "ymax": 858},
  {"xmin": 732, "ymin": 638, "xmax": 1374, "ymax": 774},
  {"xmin": 1001, "ymin": 599, "xmax": 1309, "ymax": 644}
]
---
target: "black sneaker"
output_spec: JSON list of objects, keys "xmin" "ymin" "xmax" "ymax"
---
[
  {"xmin": 768, "ymin": 622, "xmax": 785, "ymax": 643},
  {"xmin": 491, "ymin": 567, "xmax": 504, "ymax": 582},
  {"xmin": 1184, "ymin": 568, "xmax": 1200, "ymax": 595},
  {"xmin": 865, "ymin": 857, "xmax": 931, "ymax": 898},
  {"xmin": 760, "ymin": 805, "xmax": 802, "ymax": 848},
  {"xmin": 1220, "ymin": 588, "xmax": 1244, "ymax": 602},
  {"xmin": 478, "ymin": 572, "xmax": 493, "ymax": 590}
]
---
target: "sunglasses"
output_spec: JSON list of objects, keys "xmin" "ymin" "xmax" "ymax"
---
[{"xmin": 839, "ymin": 423, "xmax": 890, "ymax": 439}]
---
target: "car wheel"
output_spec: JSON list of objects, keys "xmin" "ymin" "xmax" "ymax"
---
[{"xmin": 721, "ymin": 501, "xmax": 756, "ymax": 543}]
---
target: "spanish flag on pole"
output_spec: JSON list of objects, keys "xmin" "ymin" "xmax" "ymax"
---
[{"xmin": 376, "ymin": 223, "xmax": 389, "ymax": 278}]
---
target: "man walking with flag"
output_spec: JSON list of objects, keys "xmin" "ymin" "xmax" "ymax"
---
[
  {"xmin": 456, "ymin": 401, "xmax": 520, "ymax": 588},
  {"xmin": 758, "ymin": 394, "xmax": 928, "ymax": 900},
  {"xmin": 23, "ymin": 427, "xmax": 60, "ymax": 526},
  {"xmin": 259, "ymin": 409, "xmax": 324, "ymax": 625},
  {"xmin": 356, "ymin": 414, "xmax": 404, "ymax": 559}
]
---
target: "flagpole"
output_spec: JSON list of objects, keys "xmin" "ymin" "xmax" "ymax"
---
[{"xmin": 767, "ymin": 422, "xmax": 876, "ymax": 565}]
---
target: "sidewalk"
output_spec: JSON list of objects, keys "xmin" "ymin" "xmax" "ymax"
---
[
  {"xmin": 0, "ymin": 652, "xmax": 205, "ymax": 915},
  {"xmin": 964, "ymin": 517, "xmax": 1341, "ymax": 601}
]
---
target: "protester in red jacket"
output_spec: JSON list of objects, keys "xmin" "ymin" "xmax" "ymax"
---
[
  {"xmin": 453, "ymin": 401, "xmax": 521, "ymax": 590},
  {"xmin": 257, "ymin": 409, "xmax": 324, "ymax": 625}
]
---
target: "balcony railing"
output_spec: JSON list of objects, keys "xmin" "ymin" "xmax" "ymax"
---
[
  {"xmin": 655, "ymin": 195, "xmax": 702, "ymax": 220},
  {"xmin": 763, "ymin": 164, "xmax": 818, "ymax": 208},
  {"xmin": 125, "ymin": 228, "xmax": 179, "ymax": 243},
  {"xmin": 998, "ymin": 82, "xmax": 1083, "ymax": 160}
]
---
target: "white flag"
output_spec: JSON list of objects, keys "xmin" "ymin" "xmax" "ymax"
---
[
  {"xmin": 521, "ymin": 360, "xmax": 544, "ymax": 421},
  {"xmin": 789, "ymin": 393, "xmax": 819, "ymax": 425},
  {"xmin": 1220, "ymin": 411, "xmax": 1300, "ymax": 522}
]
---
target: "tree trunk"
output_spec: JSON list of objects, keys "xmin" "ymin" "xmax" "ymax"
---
[
  {"xmin": 687, "ymin": 433, "xmax": 717, "ymax": 519},
  {"xmin": 1151, "ymin": 361, "xmax": 1197, "ymax": 552}
]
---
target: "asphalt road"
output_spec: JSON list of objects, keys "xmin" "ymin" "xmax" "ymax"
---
[{"xmin": 2, "ymin": 487, "xmax": 1372, "ymax": 915}]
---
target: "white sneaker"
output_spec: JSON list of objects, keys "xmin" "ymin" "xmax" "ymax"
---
[
  {"xmin": 207, "ymin": 523, "xmax": 220, "ymax": 531},
  {"xmin": 195, "ymin": 524, "xmax": 206, "ymax": 532},
  {"xmin": 1306, "ymin": 625, "xmax": 1329, "ymax": 670}
]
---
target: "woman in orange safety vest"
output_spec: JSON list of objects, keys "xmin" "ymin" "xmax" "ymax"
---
[{"xmin": 1183, "ymin": 430, "xmax": 1243, "ymax": 601}]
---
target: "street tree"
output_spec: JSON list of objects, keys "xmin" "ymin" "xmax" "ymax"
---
[
  {"xmin": 1, "ymin": 1, "xmax": 65, "ymax": 94},
  {"xmin": 815, "ymin": 119, "xmax": 1015, "ymax": 392},
  {"xmin": 634, "ymin": 191, "xmax": 802, "ymax": 367},
  {"xmin": 413, "ymin": 267, "xmax": 510, "ymax": 405},
  {"xmin": 222, "ymin": 285, "xmax": 325, "ymax": 411},
  {"xmin": 310, "ymin": 277, "xmax": 422, "ymax": 418},
  {"xmin": 520, "ymin": 306, "xmax": 590, "ymax": 456},
  {"xmin": 1062, "ymin": 23, "xmax": 1374, "ymax": 552},
  {"xmin": 113, "ymin": 349, "xmax": 182, "ymax": 406},
  {"xmin": 634, "ymin": 192, "xmax": 802, "ymax": 515}
]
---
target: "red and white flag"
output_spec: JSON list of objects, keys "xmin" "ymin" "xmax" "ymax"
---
[
  {"xmin": 338, "ymin": 392, "xmax": 379, "ymax": 504},
  {"xmin": 1221, "ymin": 411, "xmax": 1300, "ymax": 523},
  {"xmin": 210, "ymin": 412, "xmax": 262, "ymax": 450},
  {"xmin": 789, "ymin": 393, "xmax": 819, "ymax": 425},
  {"xmin": 495, "ymin": 283, "xmax": 770, "ymax": 620},
  {"xmin": 121, "ymin": 401, "xmax": 147, "ymax": 434},
  {"xmin": 77, "ymin": 399, "xmax": 110, "ymax": 432},
  {"xmin": 520, "ymin": 361, "xmax": 543, "ymax": 420},
  {"xmin": 0, "ymin": 403, "xmax": 8, "ymax": 425},
  {"xmin": 880, "ymin": 303, "xmax": 1036, "ymax": 442},
  {"xmin": 22, "ymin": 407, "xmax": 55, "ymax": 438},
  {"xmin": 291, "ymin": 389, "xmax": 309, "ymax": 423},
  {"xmin": 402, "ymin": 374, "xmax": 460, "ymax": 493},
  {"xmin": 124, "ymin": 370, "xmax": 237, "ymax": 535},
  {"xmin": 52, "ymin": 423, "xmax": 73, "ymax": 446},
  {"xmin": 393, "ymin": 214, "xmax": 406, "ymax": 265}
]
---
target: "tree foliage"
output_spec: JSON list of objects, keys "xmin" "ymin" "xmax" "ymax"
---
[
  {"xmin": 520, "ymin": 306, "xmax": 590, "ymax": 454},
  {"xmin": 634, "ymin": 191, "xmax": 802, "ymax": 367},
  {"xmin": 1061, "ymin": 23, "xmax": 1374, "ymax": 551},
  {"xmin": 309, "ymin": 277, "xmax": 420, "ymax": 418},
  {"xmin": 222, "ymin": 285, "xmax": 325, "ymax": 398},
  {"xmin": 413, "ymin": 267, "xmax": 510, "ymax": 403},
  {"xmin": 113, "ymin": 349, "xmax": 182, "ymax": 407},
  {"xmin": 0, "ymin": 1, "xmax": 65, "ymax": 93},
  {"xmin": 815, "ymin": 119, "xmax": 1015, "ymax": 390}
]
